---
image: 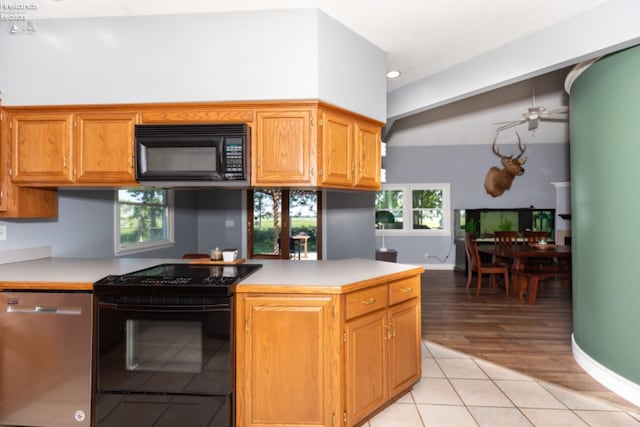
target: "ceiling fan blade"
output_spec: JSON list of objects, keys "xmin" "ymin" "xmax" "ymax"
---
[
  {"xmin": 496, "ymin": 119, "xmax": 526, "ymax": 131},
  {"xmin": 540, "ymin": 113, "xmax": 568, "ymax": 121},
  {"xmin": 547, "ymin": 105, "xmax": 569, "ymax": 114}
]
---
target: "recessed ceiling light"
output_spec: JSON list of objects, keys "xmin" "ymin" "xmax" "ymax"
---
[{"xmin": 386, "ymin": 70, "xmax": 401, "ymax": 79}]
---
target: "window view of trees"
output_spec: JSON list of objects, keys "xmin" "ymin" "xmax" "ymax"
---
[
  {"xmin": 375, "ymin": 189, "xmax": 403, "ymax": 229},
  {"xmin": 376, "ymin": 184, "xmax": 450, "ymax": 234},
  {"xmin": 117, "ymin": 189, "xmax": 169, "ymax": 249},
  {"xmin": 412, "ymin": 189, "xmax": 444, "ymax": 229}
]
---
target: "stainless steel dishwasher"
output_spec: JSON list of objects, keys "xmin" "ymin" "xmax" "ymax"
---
[{"xmin": 0, "ymin": 291, "xmax": 92, "ymax": 427}]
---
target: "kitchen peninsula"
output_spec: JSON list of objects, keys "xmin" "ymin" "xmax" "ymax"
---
[{"xmin": 0, "ymin": 257, "xmax": 424, "ymax": 427}]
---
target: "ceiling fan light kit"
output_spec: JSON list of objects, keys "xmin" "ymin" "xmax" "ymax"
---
[{"xmin": 494, "ymin": 90, "xmax": 568, "ymax": 132}]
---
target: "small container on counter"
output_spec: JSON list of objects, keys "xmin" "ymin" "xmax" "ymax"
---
[
  {"xmin": 211, "ymin": 247, "xmax": 223, "ymax": 260},
  {"xmin": 222, "ymin": 248, "xmax": 238, "ymax": 262}
]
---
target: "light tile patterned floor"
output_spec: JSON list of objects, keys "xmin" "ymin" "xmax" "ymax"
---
[{"xmin": 364, "ymin": 340, "xmax": 640, "ymax": 427}]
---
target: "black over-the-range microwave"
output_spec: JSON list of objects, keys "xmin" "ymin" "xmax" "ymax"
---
[{"xmin": 134, "ymin": 123, "xmax": 249, "ymax": 186}]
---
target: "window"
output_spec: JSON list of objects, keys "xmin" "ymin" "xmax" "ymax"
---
[
  {"xmin": 116, "ymin": 188, "xmax": 174, "ymax": 254},
  {"xmin": 375, "ymin": 183, "xmax": 450, "ymax": 236}
]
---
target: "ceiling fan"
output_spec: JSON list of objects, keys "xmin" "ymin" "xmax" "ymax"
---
[{"xmin": 494, "ymin": 90, "xmax": 569, "ymax": 132}]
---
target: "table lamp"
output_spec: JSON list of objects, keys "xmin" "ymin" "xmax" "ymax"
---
[{"xmin": 375, "ymin": 210, "xmax": 395, "ymax": 252}]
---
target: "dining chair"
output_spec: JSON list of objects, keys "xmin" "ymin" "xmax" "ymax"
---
[
  {"xmin": 493, "ymin": 230, "xmax": 519, "ymax": 247},
  {"xmin": 464, "ymin": 233, "xmax": 510, "ymax": 296},
  {"xmin": 522, "ymin": 230, "xmax": 550, "ymax": 245},
  {"xmin": 492, "ymin": 230, "xmax": 519, "ymax": 267}
]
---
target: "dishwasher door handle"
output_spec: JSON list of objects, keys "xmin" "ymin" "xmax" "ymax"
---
[{"xmin": 7, "ymin": 305, "xmax": 83, "ymax": 315}]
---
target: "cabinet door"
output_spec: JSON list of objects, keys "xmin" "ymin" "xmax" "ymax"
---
[
  {"xmin": 344, "ymin": 309, "xmax": 388, "ymax": 425},
  {"xmin": 354, "ymin": 122, "xmax": 381, "ymax": 189},
  {"xmin": 0, "ymin": 112, "xmax": 6, "ymax": 212},
  {"xmin": 387, "ymin": 298, "xmax": 421, "ymax": 398},
  {"xmin": 75, "ymin": 112, "xmax": 138, "ymax": 184},
  {"xmin": 253, "ymin": 110, "xmax": 314, "ymax": 185},
  {"xmin": 236, "ymin": 294, "xmax": 336, "ymax": 427},
  {"xmin": 319, "ymin": 111, "xmax": 353, "ymax": 187},
  {"xmin": 11, "ymin": 113, "xmax": 74, "ymax": 183}
]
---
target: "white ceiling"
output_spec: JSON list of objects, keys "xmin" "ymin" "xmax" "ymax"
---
[{"xmin": 32, "ymin": 0, "xmax": 611, "ymax": 93}]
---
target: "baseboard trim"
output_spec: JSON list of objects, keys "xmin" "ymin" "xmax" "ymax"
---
[{"xmin": 572, "ymin": 333, "xmax": 640, "ymax": 408}]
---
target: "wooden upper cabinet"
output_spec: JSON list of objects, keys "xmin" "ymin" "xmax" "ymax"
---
[
  {"xmin": 9, "ymin": 110, "xmax": 138, "ymax": 186},
  {"xmin": 11, "ymin": 113, "xmax": 74, "ymax": 184},
  {"xmin": 319, "ymin": 110, "xmax": 354, "ymax": 187},
  {"xmin": 75, "ymin": 112, "xmax": 138, "ymax": 184},
  {"xmin": 354, "ymin": 122, "xmax": 381, "ymax": 189},
  {"xmin": 4, "ymin": 101, "xmax": 380, "ymax": 191},
  {"xmin": 0, "ymin": 111, "xmax": 6, "ymax": 213},
  {"xmin": 252, "ymin": 109, "xmax": 315, "ymax": 186},
  {"xmin": 0, "ymin": 110, "xmax": 57, "ymax": 218},
  {"xmin": 318, "ymin": 108, "xmax": 381, "ymax": 190}
]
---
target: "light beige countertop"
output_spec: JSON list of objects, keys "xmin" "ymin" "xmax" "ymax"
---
[
  {"xmin": 234, "ymin": 258, "xmax": 423, "ymax": 294},
  {"xmin": 0, "ymin": 257, "xmax": 424, "ymax": 293}
]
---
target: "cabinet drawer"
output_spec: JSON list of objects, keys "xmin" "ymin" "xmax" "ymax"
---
[
  {"xmin": 345, "ymin": 285, "xmax": 387, "ymax": 320},
  {"xmin": 389, "ymin": 276, "xmax": 420, "ymax": 305}
]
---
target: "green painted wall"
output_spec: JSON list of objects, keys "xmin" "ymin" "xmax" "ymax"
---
[{"xmin": 571, "ymin": 44, "xmax": 640, "ymax": 384}]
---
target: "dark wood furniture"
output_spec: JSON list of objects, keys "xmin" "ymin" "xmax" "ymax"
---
[
  {"xmin": 375, "ymin": 249, "xmax": 398, "ymax": 262},
  {"xmin": 182, "ymin": 253, "xmax": 210, "ymax": 259},
  {"xmin": 522, "ymin": 230, "xmax": 550, "ymax": 245},
  {"xmin": 477, "ymin": 245, "xmax": 571, "ymax": 304},
  {"xmin": 453, "ymin": 208, "xmax": 556, "ymax": 274},
  {"xmin": 464, "ymin": 233, "xmax": 510, "ymax": 296},
  {"xmin": 493, "ymin": 231, "xmax": 519, "ymax": 247}
]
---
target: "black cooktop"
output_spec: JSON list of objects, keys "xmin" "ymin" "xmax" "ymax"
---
[{"xmin": 94, "ymin": 263, "xmax": 262, "ymax": 296}]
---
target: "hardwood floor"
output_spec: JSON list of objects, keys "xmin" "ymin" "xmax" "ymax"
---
[{"xmin": 421, "ymin": 270, "xmax": 640, "ymax": 411}]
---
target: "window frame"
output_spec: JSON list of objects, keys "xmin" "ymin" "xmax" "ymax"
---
[
  {"xmin": 375, "ymin": 183, "xmax": 451, "ymax": 237},
  {"xmin": 114, "ymin": 188, "xmax": 175, "ymax": 255}
]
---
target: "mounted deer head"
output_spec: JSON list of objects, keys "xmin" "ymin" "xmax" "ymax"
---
[{"xmin": 483, "ymin": 132, "xmax": 527, "ymax": 197}]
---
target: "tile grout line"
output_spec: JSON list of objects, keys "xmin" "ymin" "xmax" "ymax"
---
[{"xmin": 419, "ymin": 339, "xmax": 640, "ymax": 427}]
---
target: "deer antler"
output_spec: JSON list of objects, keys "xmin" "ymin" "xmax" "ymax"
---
[
  {"xmin": 514, "ymin": 132, "xmax": 527, "ymax": 164},
  {"xmin": 491, "ymin": 132, "xmax": 512, "ymax": 160},
  {"xmin": 492, "ymin": 131, "xmax": 527, "ymax": 163}
]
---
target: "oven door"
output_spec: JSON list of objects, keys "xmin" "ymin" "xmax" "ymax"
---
[{"xmin": 94, "ymin": 297, "xmax": 232, "ymax": 427}]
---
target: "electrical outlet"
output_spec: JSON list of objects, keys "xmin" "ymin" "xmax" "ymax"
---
[
  {"xmin": 424, "ymin": 252, "xmax": 430, "ymax": 260},
  {"xmin": 0, "ymin": 225, "xmax": 6, "ymax": 241}
]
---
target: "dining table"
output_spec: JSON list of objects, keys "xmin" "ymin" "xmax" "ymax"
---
[{"xmin": 477, "ymin": 244, "xmax": 572, "ymax": 303}]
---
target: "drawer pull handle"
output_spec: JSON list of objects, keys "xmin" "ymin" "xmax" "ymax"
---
[
  {"xmin": 400, "ymin": 287, "xmax": 413, "ymax": 293},
  {"xmin": 362, "ymin": 297, "xmax": 376, "ymax": 305}
]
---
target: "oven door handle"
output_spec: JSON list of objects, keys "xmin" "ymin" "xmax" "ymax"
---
[{"xmin": 98, "ymin": 302, "xmax": 229, "ymax": 313}]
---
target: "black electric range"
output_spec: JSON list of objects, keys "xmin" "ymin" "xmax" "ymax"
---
[{"xmin": 94, "ymin": 262, "xmax": 262, "ymax": 297}]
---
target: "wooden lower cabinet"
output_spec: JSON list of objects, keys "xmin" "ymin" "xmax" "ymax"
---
[
  {"xmin": 345, "ymin": 309, "xmax": 387, "ymax": 423},
  {"xmin": 235, "ymin": 294, "xmax": 339, "ymax": 427},
  {"xmin": 388, "ymin": 299, "xmax": 422, "ymax": 396},
  {"xmin": 235, "ymin": 274, "xmax": 421, "ymax": 427},
  {"xmin": 344, "ymin": 284, "xmax": 421, "ymax": 426}
]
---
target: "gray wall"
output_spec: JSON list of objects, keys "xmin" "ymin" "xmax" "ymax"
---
[
  {"xmin": 195, "ymin": 190, "xmax": 245, "ymax": 254},
  {"xmin": 325, "ymin": 191, "xmax": 376, "ymax": 260},
  {"xmin": 381, "ymin": 142, "xmax": 570, "ymax": 266},
  {"xmin": 0, "ymin": 190, "xmax": 198, "ymax": 258}
]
